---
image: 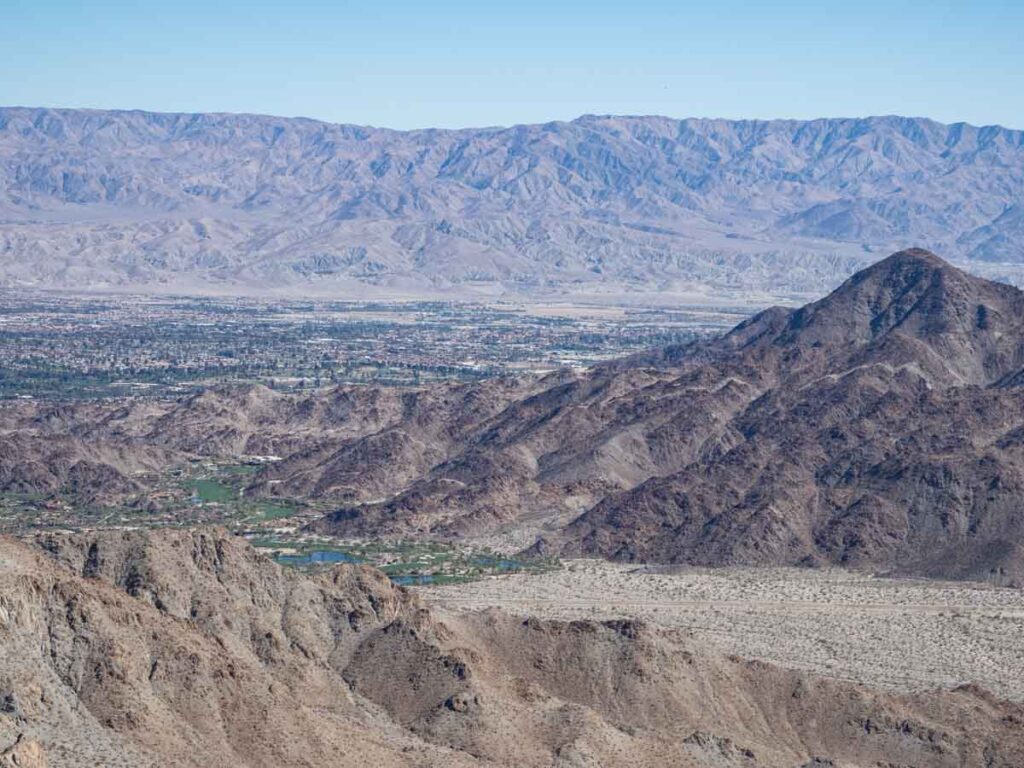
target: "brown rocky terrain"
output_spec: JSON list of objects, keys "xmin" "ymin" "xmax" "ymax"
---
[
  {"xmin": 551, "ymin": 248, "xmax": 1024, "ymax": 582},
  {"xmin": 2, "ymin": 527, "xmax": 1024, "ymax": 767},
  {"xmin": 0, "ymin": 735, "xmax": 47, "ymax": 768},
  {"xmin": 0, "ymin": 376, "xmax": 552, "ymax": 508},
  {"xmin": 6, "ymin": 249, "xmax": 1024, "ymax": 582},
  {"xmin": 316, "ymin": 248, "xmax": 1024, "ymax": 583},
  {"xmin": 421, "ymin": 560, "xmax": 1024, "ymax": 702},
  {"xmin": 0, "ymin": 433, "xmax": 173, "ymax": 506}
]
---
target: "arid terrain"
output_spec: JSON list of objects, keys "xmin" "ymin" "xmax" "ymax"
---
[
  {"xmin": 4, "ymin": 109, "xmax": 1024, "ymax": 301},
  {"xmin": 4, "ymin": 0, "xmax": 1024, "ymax": 759},
  {"xmin": 420, "ymin": 561, "xmax": 1024, "ymax": 701},
  {"xmin": 4, "ymin": 250, "xmax": 1024, "ymax": 765},
  {"xmin": 3, "ymin": 528, "xmax": 1024, "ymax": 768}
]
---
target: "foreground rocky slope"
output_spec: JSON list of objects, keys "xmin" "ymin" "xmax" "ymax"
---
[
  {"xmin": 6, "ymin": 249, "xmax": 1024, "ymax": 582},
  {"xmin": 2, "ymin": 528, "xmax": 1023, "ymax": 767},
  {"xmin": 3, "ymin": 108, "xmax": 1024, "ymax": 299}
]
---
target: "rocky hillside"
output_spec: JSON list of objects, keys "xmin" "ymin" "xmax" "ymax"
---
[
  {"xmin": 549, "ymin": 249, "xmax": 1024, "ymax": 581},
  {"xmin": 307, "ymin": 252, "xmax": 1024, "ymax": 584},
  {"xmin": 2, "ymin": 528, "xmax": 1023, "ymax": 767},
  {"xmin": 2, "ymin": 108, "xmax": 1024, "ymax": 298}
]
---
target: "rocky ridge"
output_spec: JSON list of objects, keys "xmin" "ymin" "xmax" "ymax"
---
[{"xmin": 2, "ymin": 528, "xmax": 1023, "ymax": 767}]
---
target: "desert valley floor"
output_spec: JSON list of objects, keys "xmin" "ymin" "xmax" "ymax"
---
[{"xmin": 419, "ymin": 562, "xmax": 1024, "ymax": 702}]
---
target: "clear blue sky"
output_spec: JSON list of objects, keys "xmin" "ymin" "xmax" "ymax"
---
[{"xmin": 3, "ymin": 0, "xmax": 1022, "ymax": 130}]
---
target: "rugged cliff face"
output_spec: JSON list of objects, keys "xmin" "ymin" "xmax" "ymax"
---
[
  {"xmin": 1, "ymin": 528, "xmax": 1024, "ymax": 768},
  {"xmin": 0, "ymin": 529, "xmax": 433, "ymax": 768}
]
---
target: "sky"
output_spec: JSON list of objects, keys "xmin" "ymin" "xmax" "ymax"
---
[{"xmin": 3, "ymin": 0, "xmax": 1023, "ymax": 130}]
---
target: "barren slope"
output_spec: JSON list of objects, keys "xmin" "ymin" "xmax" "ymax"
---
[
  {"xmin": 553, "ymin": 249, "xmax": 1024, "ymax": 582},
  {"xmin": 2, "ymin": 529, "xmax": 1024, "ymax": 767}
]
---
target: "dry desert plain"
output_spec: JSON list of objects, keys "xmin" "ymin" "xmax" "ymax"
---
[{"xmin": 417, "ymin": 561, "xmax": 1024, "ymax": 702}]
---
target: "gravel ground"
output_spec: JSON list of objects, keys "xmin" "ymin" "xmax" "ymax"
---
[{"xmin": 417, "ymin": 560, "xmax": 1024, "ymax": 701}]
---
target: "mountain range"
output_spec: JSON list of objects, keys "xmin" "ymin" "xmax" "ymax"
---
[{"xmin": 2, "ymin": 108, "xmax": 1024, "ymax": 299}]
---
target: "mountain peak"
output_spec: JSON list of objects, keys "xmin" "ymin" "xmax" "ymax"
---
[
  {"xmin": 849, "ymin": 247, "xmax": 963, "ymax": 288},
  {"xmin": 766, "ymin": 248, "xmax": 1024, "ymax": 384},
  {"xmin": 836, "ymin": 246, "xmax": 967, "ymax": 292},
  {"xmin": 713, "ymin": 249, "xmax": 958, "ymax": 354},
  {"xmin": 868, "ymin": 246, "xmax": 949, "ymax": 270}
]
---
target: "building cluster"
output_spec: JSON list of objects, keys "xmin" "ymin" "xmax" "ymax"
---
[{"xmin": 0, "ymin": 291, "xmax": 741, "ymax": 399}]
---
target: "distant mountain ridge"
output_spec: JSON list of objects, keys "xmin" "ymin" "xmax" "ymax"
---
[{"xmin": 1, "ymin": 108, "xmax": 1023, "ymax": 299}]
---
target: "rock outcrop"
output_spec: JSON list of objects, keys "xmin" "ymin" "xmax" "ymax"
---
[
  {"xmin": 2, "ymin": 528, "xmax": 1024, "ymax": 767},
  {"xmin": 0, "ymin": 736, "xmax": 47, "ymax": 768}
]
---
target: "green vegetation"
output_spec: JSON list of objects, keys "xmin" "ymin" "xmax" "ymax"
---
[
  {"xmin": 251, "ymin": 537, "xmax": 561, "ymax": 585},
  {"xmin": 0, "ymin": 458, "xmax": 332, "ymax": 537},
  {"xmin": 0, "ymin": 458, "xmax": 561, "ymax": 588},
  {"xmin": 247, "ymin": 499, "xmax": 299, "ymax": 521},
  {"xmin": 222, "ymin": 464, "xmax": 260, "ymax": 477},
  {"xmin": 189, "ymin": 478, "xmax": 236, "ymax": 503}
]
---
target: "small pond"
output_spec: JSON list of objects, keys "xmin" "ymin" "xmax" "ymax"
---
[
  {"xmin": 273, "ymin": 548, "xmax": 528, "ymax": 585},
  {"xmin": 275, "ymin": 550, "xmax": 360, "ymax": 567},
  {"xmin": 390, "ymin": 574, "xmax": 439, "ymax": 586}
]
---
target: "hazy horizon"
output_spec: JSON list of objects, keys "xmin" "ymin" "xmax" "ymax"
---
[
  {"xmin": 4, "ymin": 0, "xmax": 1022, "ymax": 131},
  {"xmin": 3, "ymin": 104, "xmax": 1022, "ymax": 134}
]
